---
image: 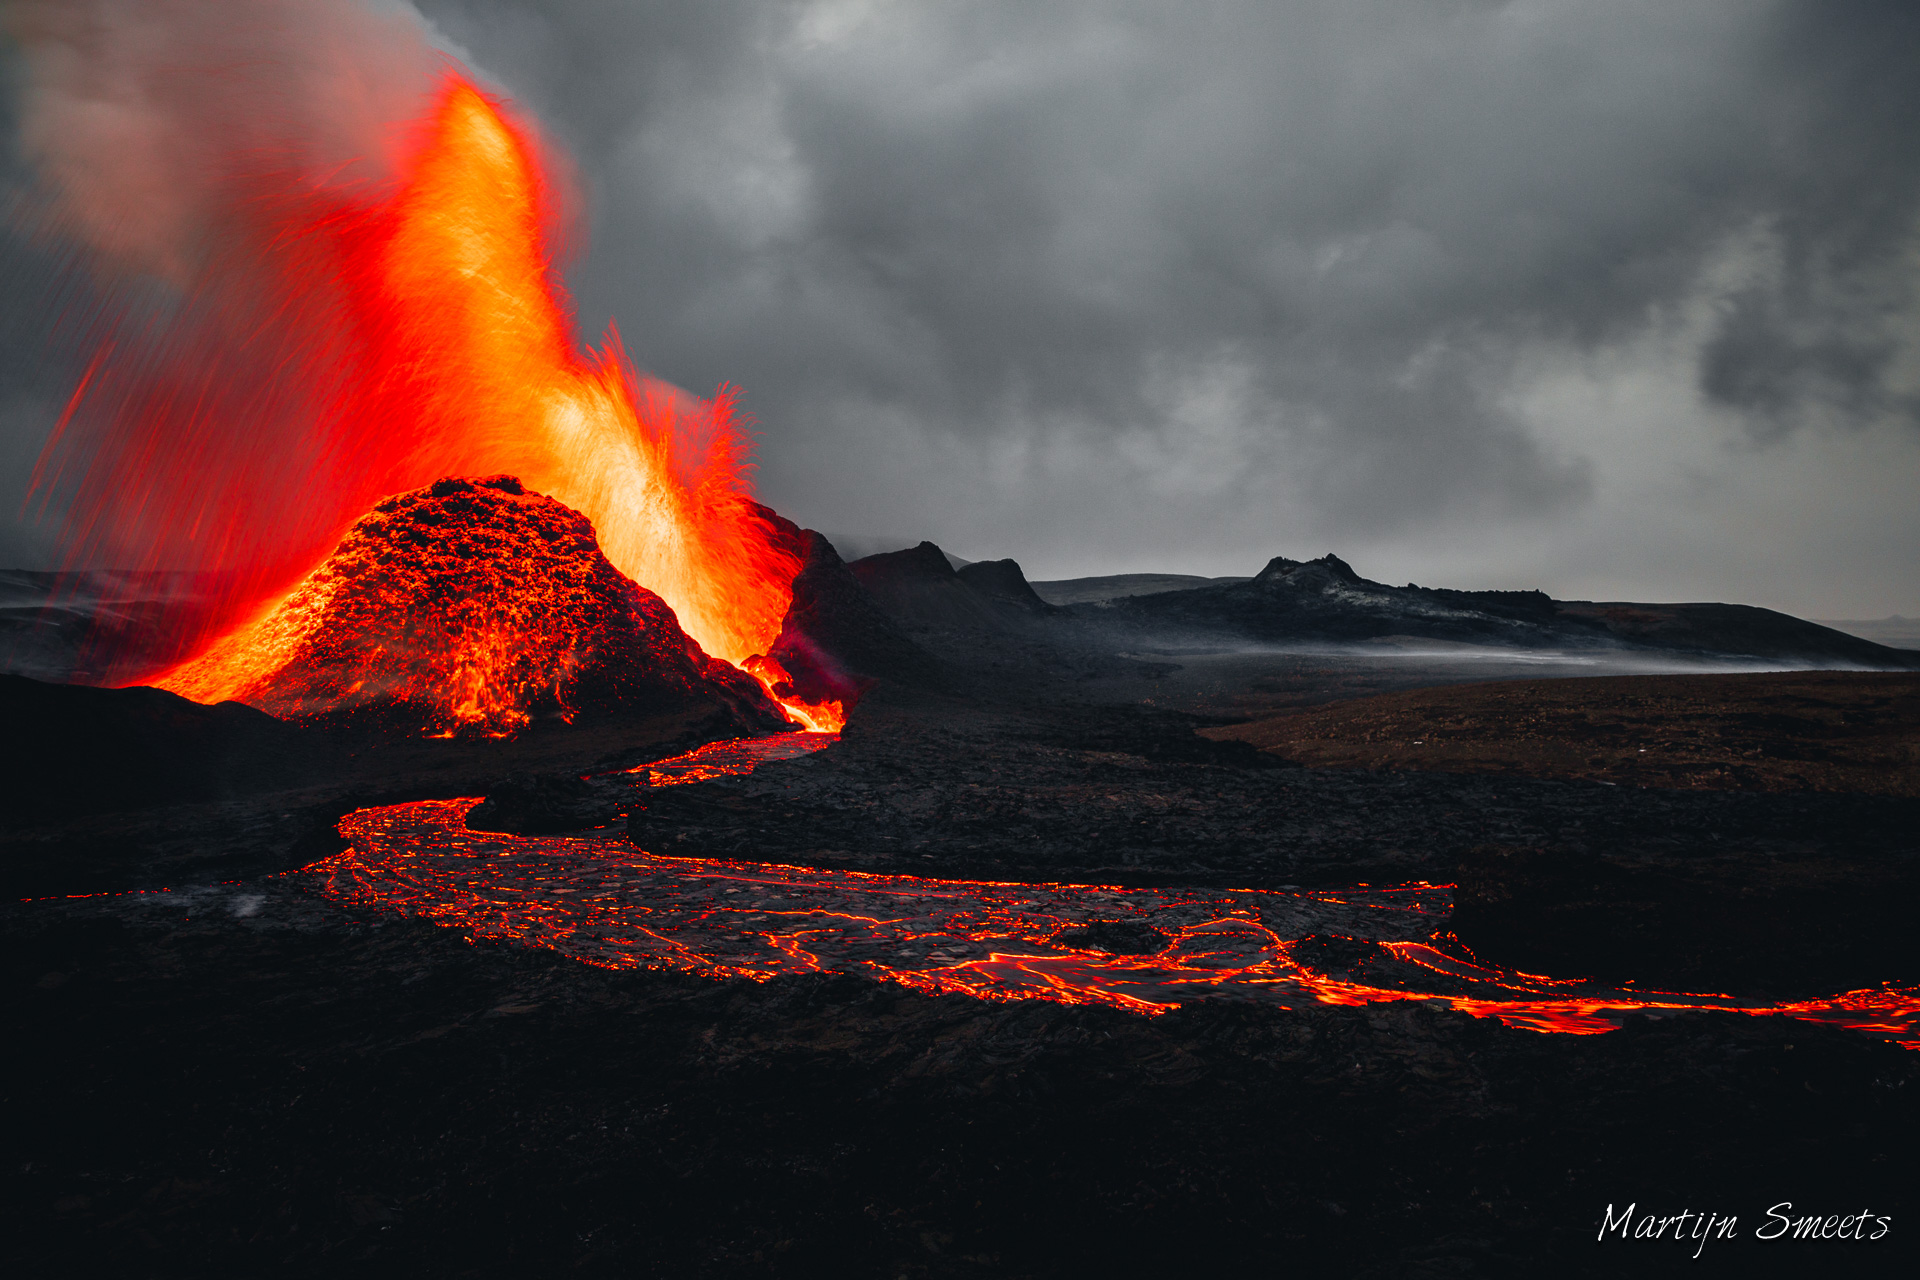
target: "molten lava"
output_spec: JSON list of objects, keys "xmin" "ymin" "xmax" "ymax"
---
[
  {"xmin": 160, "ymin": 475, "xmax": 778, "ymax": 736},
  {"xmin": 302, "ymin": 733, "xmax": 1920, "ymax": 1048},
  {"xmin": 358, "ymin": 84, "xmax": 802, "ymax": 672},
  {"xmin": 37, "ymin": 75, "xmax": 834, "ymax": 726}
]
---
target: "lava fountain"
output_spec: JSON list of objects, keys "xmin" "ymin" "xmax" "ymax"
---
[{"xmin": 31, "ymin": 70, "xmax": 838, "ymax": 729}]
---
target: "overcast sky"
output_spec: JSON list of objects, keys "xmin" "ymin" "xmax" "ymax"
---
[{"xmin": 4, "ymin": 0, "xmax": 1917, "ymax": 616}]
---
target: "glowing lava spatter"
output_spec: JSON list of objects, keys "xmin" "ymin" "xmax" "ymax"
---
[
  {"xmin": 301, "ymin": 733, "xmax": 1920, "ymax": 1047},
  {"xmin": 36, "ymin": 75, "xmax": 835, "ymax": 728},
  {"xmin": 160, "ymin": 475, "xmax": 781, "ymax": 736}
]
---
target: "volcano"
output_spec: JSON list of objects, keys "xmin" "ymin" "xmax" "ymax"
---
[
  {"xmin": 30, "ymin": 78, "xmax": 807, "ymax": 694},
  {"xmin": 156, "ymin": 475, "xmax": 783, "ymax": 737},
  {"xmin": 11, "ymin": 26, "xmax": 1919, "ymax": 1276}
]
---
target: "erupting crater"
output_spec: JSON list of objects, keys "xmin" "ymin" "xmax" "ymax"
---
[
  {"xmin": 157, "ymin": 475, "xmax": 781, "ymax": 737},
  {"xmin": 36, "ymin": 75, "xmax": 843, "ymax": 732}
]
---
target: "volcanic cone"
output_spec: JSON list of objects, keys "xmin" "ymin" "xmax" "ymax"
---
[{"xmin": 159, "ymin": 476, "xmax": 782, "ymax": 737}]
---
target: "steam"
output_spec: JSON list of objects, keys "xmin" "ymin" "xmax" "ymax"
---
[
  {"xmin": 7, "ymin": 0, "xmax": 450, "ymax": 634},
  {"xmin": 7, "ymin": 0, "xmax": 439, "ymax": 281}
]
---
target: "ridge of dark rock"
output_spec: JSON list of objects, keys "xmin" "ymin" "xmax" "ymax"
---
[
  {"xmin": 1, "ymin": 674, "xmax": 344, "ymax": 825},
  {"xmin": 848, "ymin": 541, "xmax": 1018, "ymax": 632},
  {"xmin": 1552, "ymin": 600, "xmax": 1919, "ymax": 666},
  {"xmin": 955, "ymin": 558, "xmax": 1054, "ymax": 613},
  {"xmin": 765, "ymin": 533, "xmax": 947, "ymax": 707},
  {"xmin": 849, "ymin": 540, "xmax": 959, "ymax": 585},
  {"xmin": 1087, "ymin": 551, "xmax": 1920, "ymax": 668},
  {"xmin": 1252, "ymin": 553, "xmax": 1363, "ymax": 587}
]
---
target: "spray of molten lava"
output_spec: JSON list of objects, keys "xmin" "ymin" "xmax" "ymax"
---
[{"xmin": 33, "ymin": 73, "xmax": 839, "ymax": 730}]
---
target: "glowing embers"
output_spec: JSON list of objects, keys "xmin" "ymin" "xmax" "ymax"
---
[{"xmin": 299, "ymin": 733, "xmax": 1920, "ymax": 1044}]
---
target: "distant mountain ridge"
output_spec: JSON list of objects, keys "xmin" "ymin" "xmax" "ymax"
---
[
  {"xmin": 1030, "ymin": 572, "xmax": 1253, "ymax": 605},
  {"xmin": 847, "ymin": 545, "xmax": 1920, "ymax": 671},
  {"xmin": 9, "ymin": 545, "xmax": 1916, "ymax": 696},
  {"xmin": 1085, "ymin": 552, "xmax": 1919, "ymax": 668}
]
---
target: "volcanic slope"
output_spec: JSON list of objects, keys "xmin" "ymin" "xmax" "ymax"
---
[
  {"xmin": 843, "ymin": 543, "xmax": 1175, "ymax": 689},
  {"xmin": 848, "ymin": 542, "xmax": 1042, "ymax": 632},
  {"xmin": 758, "ymin": 532, "xmax": 947, "ymax": 709},
  {"xmin": 159, "ymin": 476, "xmax": 783, "ymax": 737},
  {"xmin": 1029, "ymin": 571, "xmax": 1253, "ymax": 604}
]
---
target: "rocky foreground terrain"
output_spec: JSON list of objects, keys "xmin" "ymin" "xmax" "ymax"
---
[
  {"xmin": 5, "ymin": 534, "xmax": 1918, "ymax": 1276},
  {"xmin": 7, "ymin": 663, "xmax": 1919, "ymax": 1277},
  {"xmin": 1204, "ymin": 671, "xmax": 1920, "ymax": 797},
  {"xmin": 9, "ymin": 882, "xmax": 1914, "ymax": 1279}
]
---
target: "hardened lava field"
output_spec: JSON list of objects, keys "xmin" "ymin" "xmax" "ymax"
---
[{"xmin": 304, "ymin": 732, "xmax": 1920, "ymax": 1045}]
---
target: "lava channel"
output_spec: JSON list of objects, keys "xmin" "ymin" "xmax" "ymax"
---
[{"xmin": 298, "ymin": 732, "xmax": 1920, "ymax": 1045}]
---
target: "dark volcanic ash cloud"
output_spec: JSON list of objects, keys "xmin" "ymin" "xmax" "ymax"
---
[{"xmin": 4, "ymin": 1, "xmax": 1918, "ymax": 616}]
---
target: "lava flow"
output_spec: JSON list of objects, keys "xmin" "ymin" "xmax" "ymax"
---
[
  {"xmin": 299, "ymin": 732, "xmax": 1920, "ymax": 1047},
  {"xmin": 34, "ymin": 74, "xmax": 837, "ymax": 729}
]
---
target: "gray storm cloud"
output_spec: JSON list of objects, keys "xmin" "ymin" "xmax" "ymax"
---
[{"xmin": 4, "ymin": 0, "xmax": 1917, "ymax": 615}]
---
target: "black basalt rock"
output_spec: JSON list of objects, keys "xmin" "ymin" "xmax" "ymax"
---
[
  {"xmin": 1053, "ymin": 920, "xmax": 1173, "ymax": 955},
  {"xmin": 764, "ymin": 532, "xmax": 947, "ymax": 707},
  {"xmin": 956, "ymin": 558, "xmax": 1054, "ymax": 613},
  {"xmin": 466, "ymin": 771, "xmax": 611, "ymax": 835},
  {"xmin": 1, "ymin": 674, "xmax": 344, "ymax": 825},
  {"xmin": 848, "ymin": 541, "xmax": 1013, "ymax": 631},
  {"xmin": 1251, "ymin": 553, "xmax": 1363, "ymax": 587},
  {"xmin": 1449, "ymin": 841, "xmax": 1920, "ymax": 996}
]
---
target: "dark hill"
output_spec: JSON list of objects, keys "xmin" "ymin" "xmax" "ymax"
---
[
  {"xmin": 1, "ymin": 674, "xmax": 344, "ymax": 825},
  {"xmin": 847, "ymin": 542, "xmax": 1026, "ymax": 632},
  {"xmin": 844, "ymin": 543, "xmax": 1158, "ymax": 689},
  {"xmin": 764, "ymin": 534, "xmax": 947, "ymax": 707},
  {"xmin": 1084, "ymin": 553, "xmax": 1920, "ymax": 668},
  {"xmin": 1086, "ymin": 553, "xmax": 1573, "ymax": 647},
  {"xmin": 1028, "ymin": 572, "xmax": 1252, "ymax": 605},
  {"xmin": 1553, "ymin": 600, "xmax": 1917, "ymax": 666},
  {"xmin": 955, "ymin": 558, "xmax": 1053, "ymax": 613}
]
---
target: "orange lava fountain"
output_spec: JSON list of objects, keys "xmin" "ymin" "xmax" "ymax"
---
[{"xmin": 35, "ymin": 74, "xmax": 838, "ymax": 730}]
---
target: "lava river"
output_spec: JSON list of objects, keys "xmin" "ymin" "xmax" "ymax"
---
[{"xmin": 301, "ymin": 732, "xmax": 1920, "ymax": 1046}]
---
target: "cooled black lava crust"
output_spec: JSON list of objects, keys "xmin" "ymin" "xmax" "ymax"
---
[{"xmin": 6, "ymin": 895, "xmax": 1915, "ymax": 1278}]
